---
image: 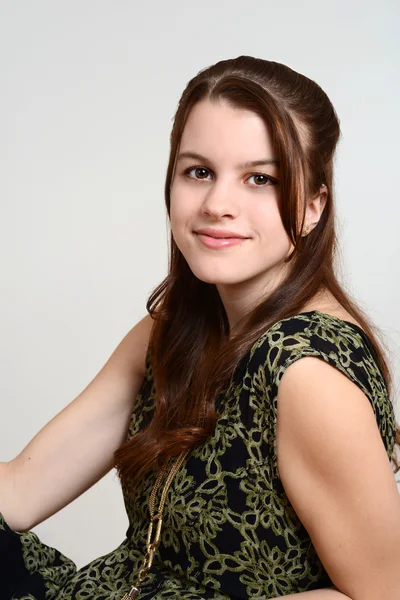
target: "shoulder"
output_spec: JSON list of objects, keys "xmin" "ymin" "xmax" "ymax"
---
[
  {"xmin": 275, "ymin": 350, "xmax": 400, "ymax": 597},
  {"xmin": 245, "ymin": 311, "xmax": 395, "ymax": 456},
  {"xmin": 105, "ymin": 313, "xmax": 154, "ymax": 381},
  {"xmin": 249, "ymin": 310, "xmax": 383, "ymax": 392}
]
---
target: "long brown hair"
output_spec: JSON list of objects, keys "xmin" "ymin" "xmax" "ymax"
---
[{"xmin": 115, "ymin": 56, "xmax": 399, "ymax": 486}]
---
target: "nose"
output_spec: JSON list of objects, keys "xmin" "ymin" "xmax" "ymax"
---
[{"xmin": 201, "ymin": 178, "xmax": 239, "ymax": 220}]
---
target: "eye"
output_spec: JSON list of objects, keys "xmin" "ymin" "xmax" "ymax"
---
[
  {"xmin": 183, "ymin": 165, "xmax": 278, "ymax": 187},
  {"xmin": 247, "ymin": 173, "xmax": 277, "ymax": 187},
  {"xmin": 184, "ymin": 166, "xmax": 212, "ymax": 180}
]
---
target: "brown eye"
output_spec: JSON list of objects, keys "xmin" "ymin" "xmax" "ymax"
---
[
  {"xmin": 184, "ymin": 166, "xmax": 211, "ymax": 180},
  {"xmin": 248, "ymin": 173, "xmax": 276, "ymax": 187}
]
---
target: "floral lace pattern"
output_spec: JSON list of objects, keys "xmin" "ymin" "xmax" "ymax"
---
[{"xmin": 1, "ymin": 311, "xmax": 395, "ymax": 599}]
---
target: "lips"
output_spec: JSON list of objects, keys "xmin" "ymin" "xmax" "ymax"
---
[
  {"xmin": 194, "ymin": 230, "xmax": 248, "ymax": 249},
  {"xmin": 194, "ymin": 228, "xmax": 247, "ymax": 239}
]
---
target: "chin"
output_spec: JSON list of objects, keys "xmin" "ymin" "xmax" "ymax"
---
[{"xmin": 187, "ymin": 265, "xmax": 248, "ymax": 286}]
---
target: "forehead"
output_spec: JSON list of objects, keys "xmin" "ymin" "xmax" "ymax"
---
[{"xmin": 179, "ymin": 99, "xmax": 276, "ymax": 162}]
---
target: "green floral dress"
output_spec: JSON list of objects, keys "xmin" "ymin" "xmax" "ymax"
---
[{"xmin": 1, "ymin": 311, "xmax": 396, "ymax": 599}]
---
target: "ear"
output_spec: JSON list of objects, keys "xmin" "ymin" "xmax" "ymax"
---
[{"xmin": 304, "ymin": 184, "xmax": 328, "ymax": 233}]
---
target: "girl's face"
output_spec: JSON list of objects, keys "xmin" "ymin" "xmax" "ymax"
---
[{"xmin": 169, "ymin": 99, "xmax": 295, "ymax": 307}]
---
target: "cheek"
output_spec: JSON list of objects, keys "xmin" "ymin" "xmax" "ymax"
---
[
  {"xmin": 169, "ymin": 190, "xmax": 182, "ymax": 226},
  {"xmin": 170, "ymin": 183, "xmax": 199, "ymax": 225},
  {"xmin": 250, "ymin": 198, "xmax": 285, "ymax": 237},
  {"xmin": 169, "ymin": 191, "xmax": 191, "ymax": 242},
  {"xmin": 253, "ymin": 202, "xmax": 292, "ymax": 258}
]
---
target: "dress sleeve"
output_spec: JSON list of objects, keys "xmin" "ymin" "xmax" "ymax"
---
[
  {"xmin": 249, "ymin": 313, "xmax": 396, "ymax": 471},
  {"xmin": 0, "ymin": 513, "xmax": 76, "ymax": 600}
]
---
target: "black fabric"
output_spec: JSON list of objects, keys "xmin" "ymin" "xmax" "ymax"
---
[
  {"xmin": 0, "ymin": 311, "xmax": 395, "ymax": 599},
  {"xmin": 0, "ymin": 520, "xmax": 45, "ymax": 600}
]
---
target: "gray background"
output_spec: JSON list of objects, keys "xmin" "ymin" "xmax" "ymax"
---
[{"xmin": 1, "ymin": 0, "xmax": 399, "ymax": 569}]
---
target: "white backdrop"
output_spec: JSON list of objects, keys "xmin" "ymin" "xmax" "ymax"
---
[{"xmin": 0, "ymin": 0, "xmax": 399, "ymax": 570}]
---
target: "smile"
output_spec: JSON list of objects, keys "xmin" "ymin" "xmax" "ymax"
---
[{"xmin": 194, "ymin": 233, "xmax": 247, "ymax": 249}]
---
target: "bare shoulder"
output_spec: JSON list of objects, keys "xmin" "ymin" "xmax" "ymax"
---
[
  {"xmin": 276, "ymin": 355, "xmax": 400, "ymax": 598},
  {"xmin": 276, "ymin": 356, "xmax": 380, "ymax": 498},
  {"xmin": 105, "ymin": 313, "xmax": 154, "ymax": 380}
]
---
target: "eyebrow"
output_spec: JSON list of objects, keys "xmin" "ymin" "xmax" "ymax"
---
[{"xmin": 176, "ymin": 151, "xmax": 280, "ymax": 170}]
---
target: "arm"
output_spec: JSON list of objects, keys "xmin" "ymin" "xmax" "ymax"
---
[
  {"xmin": 275, "ymin": 356, "xmax": 400, "ymax": 600},
  {"xmin": 0, "ymin": 313, "xmax": 153, "ymax": 532}
]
